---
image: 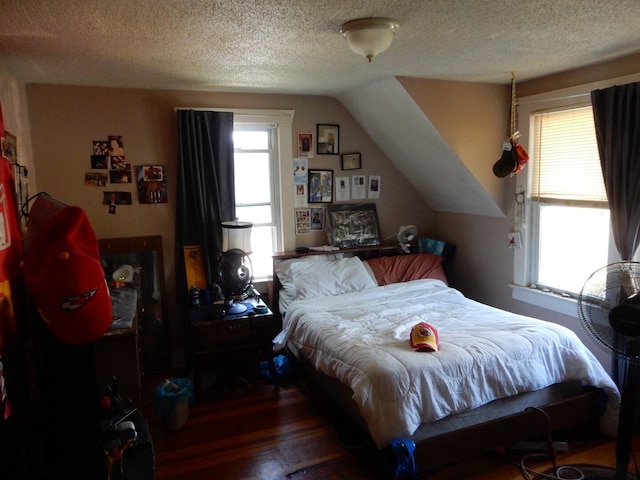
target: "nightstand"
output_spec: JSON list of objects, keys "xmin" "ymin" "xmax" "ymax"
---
[{"xmin": 189, "ymin": 297, "xmax": 279, "ymax": 390}]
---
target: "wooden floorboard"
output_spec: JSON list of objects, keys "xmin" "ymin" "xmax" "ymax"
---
[{"xmin": 140, "ymin": 375, "xmax": 640, "ymax": 480}]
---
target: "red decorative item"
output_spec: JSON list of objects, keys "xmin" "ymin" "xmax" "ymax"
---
[
  {"xmin": 513, "ymin": 143, "xmax": 530, "ymax": 174},
  {"xmin": 23, "ymin": 206, "xmax": 113, "ymax": 345},
  {"xmin": 0, "ymin": 101, "xmax": 26, "ymax": 420}
]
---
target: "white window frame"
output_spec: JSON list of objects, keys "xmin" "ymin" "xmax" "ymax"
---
[
  {"xmin": 510, "ymin": 83, "xmax": 626, "ymax": 317},
  {"xmin": 231, "ymin": 109, "xmax": 294, "ymax": 281},
  {"xmin": 233, "ymin": 123, "xmax": 278, "ymax": 281}
]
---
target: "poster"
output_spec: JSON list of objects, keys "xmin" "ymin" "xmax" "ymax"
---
[
  {"xmin": 294, "ymin": 183, "xmax": 307, "ymax": 208},
  {"xmin": 137, "ymin": 165, "xmax": 168, "ymax": 204},
  {"xmin": 352, "ymin": 175, "xmax": 366, "ymax": 200},
  {"xmin": 368, "ymin": 175, "xmax": 381, "ymax": 199},
  {"xmin": 297, "ymin": 133, "xmax": 313, "ymax": 158},
  {"xmin": 293, "ymin": 158, "xmax": 308, "ymax": 184},
  {"xmin": 183, "ymin": 245, "xmax": 207, "ymax": 291},
  {"xmin": 295, "ymin": 209, "xmax": 311, "ymax": 234},
  {"xmin": 335, "ymin": 176, "xmax": 350, "ymax": 202}
]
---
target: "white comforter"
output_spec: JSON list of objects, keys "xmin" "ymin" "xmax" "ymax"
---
[{"xmin": 274, "ymin": 279, "xmax": 620, "ymax": 448}]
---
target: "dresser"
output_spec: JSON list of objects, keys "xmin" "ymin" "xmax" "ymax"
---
[{"xmin": 189, "ymin": 296, "xmax": 278, "ymax": 389}]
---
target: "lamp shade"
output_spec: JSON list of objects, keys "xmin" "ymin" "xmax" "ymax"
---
[
  {"xmin": 221, "ymin": 220, "xmax": 253, "ymax": 253},
  {"xmin": 340, "ymin": 17, "xmax": 400, "ymax": 62}
]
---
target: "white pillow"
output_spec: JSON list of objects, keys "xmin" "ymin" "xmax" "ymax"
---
[
  {"xmin": 275, "ymin": 256, "xmax": 329, "ymax": 312},
  {"xmin": 288, "ymin": 256, "xmax": 377, "ymax": 300}
]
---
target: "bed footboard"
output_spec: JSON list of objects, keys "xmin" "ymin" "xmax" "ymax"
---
[{"xmin": 295, "ymin": 350, "xmax": 601, "ymax": 474}]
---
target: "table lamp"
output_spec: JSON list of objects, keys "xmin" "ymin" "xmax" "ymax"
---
[{"xmin": 218, "ymin": 220, "xmax": 253, "ymax": 315}]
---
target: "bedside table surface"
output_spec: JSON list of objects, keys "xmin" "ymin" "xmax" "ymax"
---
[{"xmin": 190, "ymin": 297, "xmax": 272, "ymax": 323}]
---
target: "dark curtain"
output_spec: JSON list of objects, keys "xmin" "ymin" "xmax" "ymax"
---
[
  {"xmin": 591, "ymin": 82, "xmax": 640, "ymax": 261},
  {"xmin": 175, "ymin": 110, "xmax": 235, "ymax": 305},
  {"xmin": 591, "ymin": 83, "xmax": 640, "ymax": 423}
]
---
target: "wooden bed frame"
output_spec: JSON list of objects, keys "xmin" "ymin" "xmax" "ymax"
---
[{"xmin": 271, "ymin": 245, "xmax": 603, "ymax": 475}]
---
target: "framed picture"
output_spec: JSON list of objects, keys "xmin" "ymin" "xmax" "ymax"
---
[
  {"xmin": 298, "ymin": 132, "xmax": 313, "ymax": 157},
  {"xmin": 137, "ymin": 165, "xmax": 168, "ymax": 204},
  {"xmin": 308, "ymin": 169, "xmax": 333, "ymax": 203},
  {"xmin": 341, "ymin": 153, "xmax": 361, "ymax": 170},
  {"xmin": 327, "ymin": 203, "xmax": 382, "ymax": 248},
  {"xmin": 310, "ymin": 207, "xmax": 324, "ymax": 231},
  {"xmin": 316, "ymin": 124, "xmax": 339, "ymax": 155}
]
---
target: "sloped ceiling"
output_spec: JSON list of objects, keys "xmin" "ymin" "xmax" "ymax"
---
[{"xmin": 338, "ymin": 78, "xmax": 506, "ymax": 217}]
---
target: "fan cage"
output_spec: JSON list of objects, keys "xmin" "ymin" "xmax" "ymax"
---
[{"xmin": 578, "ymin": 262, "xmax": 640, "ymax": 364}]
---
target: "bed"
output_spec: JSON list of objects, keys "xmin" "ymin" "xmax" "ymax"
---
[{"xmin": 271, "ymin": 246, "xmax": 620, "ymax": 474}]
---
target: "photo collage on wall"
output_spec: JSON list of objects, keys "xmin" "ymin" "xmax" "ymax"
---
[
  {"xmin": 86, "ymin": 135, "xmax": 167, "ymax": 213},
  {"xmin": 293, "ymin": 128, "xmax": 383, "ymax": 235}
]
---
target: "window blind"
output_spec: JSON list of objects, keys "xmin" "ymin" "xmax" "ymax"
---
[{"xmin": 531, "ymin": 106, "xmax": 607, "ymax": 203}]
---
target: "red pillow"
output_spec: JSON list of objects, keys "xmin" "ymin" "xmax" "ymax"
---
[{"xmin": 367, "ymin": 253, "xmax": 448, "ymax": 286}]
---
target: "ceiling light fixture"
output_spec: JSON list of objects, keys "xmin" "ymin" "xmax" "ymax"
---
[{"xmin": 340, "ymin": 17, "xmax": 400, "ymax": 63}]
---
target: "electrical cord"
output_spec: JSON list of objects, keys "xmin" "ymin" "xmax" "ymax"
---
[
  {"xmin": 514, "ymin": 407, "xmax": 588, "ymax": 480},
  {"xmin": 519, "ymin": 453, "xmax": 585, "ymax": 480},
  {"xmin": 515, "ymin": 405, "xmax": 640, "ymax": 480}
]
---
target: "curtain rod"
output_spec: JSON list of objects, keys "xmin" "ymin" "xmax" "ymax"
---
[{"xmin": 518, "ymin": 92, "xmax": 591, "ymax": 105}]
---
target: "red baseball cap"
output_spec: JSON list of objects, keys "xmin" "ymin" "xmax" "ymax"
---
[
  {"xmin": 409, "ymin": 322, "xmax": 439, "ymax": 352},
  {"xmin": 23, "ymin": 206, "xmax": 112, "ymax": 345}
]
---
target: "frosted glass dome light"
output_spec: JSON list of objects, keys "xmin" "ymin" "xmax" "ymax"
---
[{"xmin": 340, "ymin": 17, "xmax": 400, "ymax": 63}]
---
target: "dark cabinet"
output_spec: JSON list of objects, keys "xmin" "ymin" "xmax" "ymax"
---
[
  {"xmin": 189, "ymin": 297, "xmax": 278, "ymax": 389},
  {"xmin": 98, "ymin": 236, "xmax": 170, "ymax": 402}
]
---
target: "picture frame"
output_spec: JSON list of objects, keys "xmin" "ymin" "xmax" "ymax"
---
[
  {"xmin": 341, "ymin": 153, "xmax": 361, "ymax": 170},
  {"xmin": 308, "ymin": 169, "xmax": 333, "ymax": 203},
  {"xmin": 297, "ymin": 132, "xmax": 313, "ymax": 157},
  {"xmin": 310, "ymin": 207, "xmax": 324, "ymax": 231},
  {"xmin": 316, "ymin": 124, "xmax": 339, "ymax": 155},
  {"xmin": 137, "ymin": 165, "xmax": 168, "ymax": 204},
  {"xmin": 327, "ymin": 203, "xmax": 382, "ymax": 248}
]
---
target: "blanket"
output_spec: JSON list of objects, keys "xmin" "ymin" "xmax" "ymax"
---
[{"xmin": 274, "ymin": 279, "xmax": 620, "ymax": 448}]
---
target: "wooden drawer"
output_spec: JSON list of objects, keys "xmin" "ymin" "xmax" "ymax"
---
[
  {"xmin": 251, "ymin": 316, "xmax": 276, "ymax": 337},
  {"xmin": 193, "ymin": 323, "xmax": 218, "ymax": 350},
  {"xmin": 218, "ymin": 319, "xmax": 251, "ymax": 347}
]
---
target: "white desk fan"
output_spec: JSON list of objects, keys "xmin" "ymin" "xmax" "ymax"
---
[{"xmin": 397, "ymin": 225, "xmax": 417, "ymax": 253}]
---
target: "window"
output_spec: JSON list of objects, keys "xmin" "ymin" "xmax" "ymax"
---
[
  {"xmin": 233, "ymin": 125, "xmax": 279, "ymax": 281},
  {"xmin": 528, "ymin": 105, "xmax": 611, "ymax": 297}
]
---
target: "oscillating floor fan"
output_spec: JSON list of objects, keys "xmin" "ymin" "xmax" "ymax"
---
[
  {"xmin": 578, "ymin": 261, "xmax": 640, "ymax": 480},
  {"xmin": 397, "ymin": 225, "xmax": 417, "ymax": 253},
  {"xmin": 218, "ymin": 248, "xmax": 253, "ymax": 315}
]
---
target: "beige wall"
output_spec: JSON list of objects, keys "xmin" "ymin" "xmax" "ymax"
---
[
  {"xmin": 398, "ymin": 77, "xmax": 511, "ymax": 211},
  {"xmin": 24, "ymin": 84, "xmax": 433, "ymax": 363}
]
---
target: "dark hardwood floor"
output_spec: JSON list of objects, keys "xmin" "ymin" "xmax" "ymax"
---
[{"xmin": 140, "ymin": 373, "xmax": 639, "ymax": 480}]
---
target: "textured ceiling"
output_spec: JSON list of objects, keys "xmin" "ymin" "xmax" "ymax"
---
[{"xmin": 2, "ymin": 0, "xmax": 640, "ymax": 95}]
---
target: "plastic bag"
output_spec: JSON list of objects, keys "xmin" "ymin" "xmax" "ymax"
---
[
  {"xmin": 258, "ymin": 353, "xmax": 298, "ymax": 382},
  {"xmin": 151, "ymin": 378, "xmax": 194, "ymax": 419}
]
